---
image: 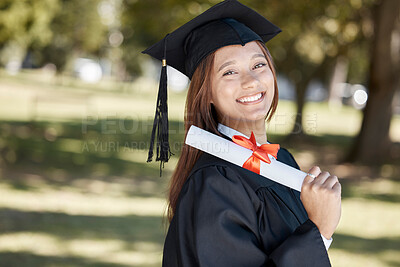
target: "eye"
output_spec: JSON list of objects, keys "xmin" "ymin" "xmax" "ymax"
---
[
  {"xmin": 253, "ymin": 62, "xmax": 267, "ymax": 69},
  {"xmin": 223, "ymin": 70, "xmax": 236, "ymax": 76}
]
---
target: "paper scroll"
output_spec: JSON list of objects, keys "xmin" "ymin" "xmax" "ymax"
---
[{"xmin": 185, "ymin": 125, "xmax": 307, "ymax": 192}]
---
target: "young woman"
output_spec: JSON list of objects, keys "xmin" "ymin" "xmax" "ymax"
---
[{"xmin": 144, "ymin": 1, "xmax": 341, "ymax": 266}]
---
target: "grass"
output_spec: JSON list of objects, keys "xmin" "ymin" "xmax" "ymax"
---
[{"xmin": 0, "ymin": 70, "xmax": 399, "ymax": 266}]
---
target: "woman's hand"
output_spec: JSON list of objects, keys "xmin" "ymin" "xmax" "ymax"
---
[{"xmin": 300, "ymin": 166, "xmax": 342, "ymax": 240}]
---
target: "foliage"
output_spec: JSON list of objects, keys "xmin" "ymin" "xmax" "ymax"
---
[
  {"xmin": 0, "ymin": 0, "xmax": 379, "ymax": 80},
  {"xmin": 35, "ymin": 0, "xmax": 109, "ymax": 72},
  {"xmin": 120, "ymin": 0, "xmax": 377, "ymax": 81},
  {"xmin": 120, "ymin": 0, "xmax": 213, "ymax": 76},
  {"xmin": 0, "ymin": 0, "xmax": 59, "ymax": 66},
  {"xmin": 0, "ymin": 0, "xmax": 110, "ymax": 72},
  {"xmin": 249, "ymin": 0, "xmax": 376, "ymax": 84},
  {"xmin": 0, "ymin": 0, "xmax": 58, "ymax": 47}
]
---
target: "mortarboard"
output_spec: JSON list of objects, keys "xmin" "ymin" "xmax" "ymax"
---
[{"xmin": 142, "ymin": 0, "xmax": 281, "ymax": 173}]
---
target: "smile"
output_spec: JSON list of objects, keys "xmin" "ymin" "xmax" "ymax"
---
[{"xmin": 236, "ymin": 92, "xmax": 265, "ymax": 104}]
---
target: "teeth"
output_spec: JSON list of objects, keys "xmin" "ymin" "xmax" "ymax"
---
[{"xmin": 238, "ymin": 93, "xmax": 262, "ymax": 103}]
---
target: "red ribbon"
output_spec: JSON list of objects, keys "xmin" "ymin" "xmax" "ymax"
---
[{"xmin": 232, "ymin": 132, "xmax": 280, "ymax": 174}]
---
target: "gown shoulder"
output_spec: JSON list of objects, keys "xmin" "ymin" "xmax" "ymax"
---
[{"xmin": 163, "ymin": 149, "xmax": 331, "ymax": 267}]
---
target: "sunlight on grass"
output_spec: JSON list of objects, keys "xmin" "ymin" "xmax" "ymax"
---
[
  {"xmin": 352, "ymin": 178, "xmax": 400, "ymax": 200},
  {"xmin": 269, "ymin": 101, "xmax": 400, "ymax": 141},
  {"xmin": 0, "ymin": 184, "xmax": 166, "ymax": 217},
  {"xmin": 330, "ymin": 242, "xmax": 400, "ymax": 267},
  {"xmin": 119, "ymin": 149, "xmax": 179, "ymax": 173},
  {"xmin": 328, "ymin": 178, "xmax": 400, "ymax": 267},
  {"xmin": 0, "ymin": 233, "xmax": 62, "ymax": 255},
  {"xmin": 0, "ymin": 77, "xmax": 186, "ymax": 122},
  {"xmin": 330, "ymin": 249, "xmax": 392, "ymax": 267},
  {"xmin": 268, "ymin": 100, "xmax": 363, "ymax": 136},
  {"xmin": 0, "ymin": 233, "xmax": 162, "ymax": 266},
  {"xmin": 338, "ymin": 198, "xmax": 400, "ymax": 238},
  {"xmin": 303, "ymin": 102, "xmax": 363, "ymax": 136},
  {"xmin": 57, "ymin": 138, "xmax": 84, "ymax": 153}
]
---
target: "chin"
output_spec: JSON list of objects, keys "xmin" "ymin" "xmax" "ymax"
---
[
  {"xmin": 246, "ymin": 115, "xmax": 267, "ymax": 123},
  {"xmin": 243, "ymin": 109, "xmax": 269, "ymax": 121},
  {"xmin": 235, "ymin": 113, "xmax": 268, "ymax": 124}
]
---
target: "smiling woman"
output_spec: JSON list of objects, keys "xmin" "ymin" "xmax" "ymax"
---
[
  {"xmin": 211, "ymin": 41, "xmax": 278, "ymax": 143},
  {"xmin": 143, "ymin": 0, "xmax": 342, "ymax": 266}
]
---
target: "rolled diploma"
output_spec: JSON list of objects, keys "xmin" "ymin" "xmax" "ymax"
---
[{"xmin": 185, "ymin": 125, "xmax": 306, "ymax": 192}]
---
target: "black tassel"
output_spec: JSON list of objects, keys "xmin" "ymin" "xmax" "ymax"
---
[{"xmin": 147, "ymin": 34, "xmax": 173, "ymax": 175}]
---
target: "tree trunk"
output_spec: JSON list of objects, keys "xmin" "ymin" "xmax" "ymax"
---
[
  {"xmin": 347, "ymin": 0, "xmax": 400, "ymax": 164},
  {"xmin": 328, "ymin": 56, "xmax": 349, "ymax": 109},
  {"xmin": 288, "ymin": 56, "xmax": 335, "ymax": 137},
  {"xmin": 291, "ymin": 79, "xmax": 308, "ymax": 136}
]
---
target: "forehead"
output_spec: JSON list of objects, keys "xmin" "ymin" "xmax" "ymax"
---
[{"xmin": 213, "ymin": 41, "xmax": 263, "ymax": 64}]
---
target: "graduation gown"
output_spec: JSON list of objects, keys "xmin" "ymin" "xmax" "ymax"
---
[{"xmin": 162, "ymin": 148, "xmax": 331, "ymax": 267}]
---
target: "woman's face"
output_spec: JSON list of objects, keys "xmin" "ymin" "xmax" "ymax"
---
[{"xmin": 211, "ymin": 41, "xmax": 275, "ymax": 126}]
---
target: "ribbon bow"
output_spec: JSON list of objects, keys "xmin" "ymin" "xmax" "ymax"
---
[{"xmin": 232, "ymin": 132, "xmax": 280, "ymax": 174}]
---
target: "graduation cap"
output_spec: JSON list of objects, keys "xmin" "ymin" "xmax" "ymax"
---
[{"xmin": 142, "ymin": 0, "xmax": 281, "ymax": 173}]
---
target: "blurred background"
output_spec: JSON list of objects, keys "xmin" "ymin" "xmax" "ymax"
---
[{"xmin": 0, "ymin": 0, "xmax": 399, "ymax": 266}]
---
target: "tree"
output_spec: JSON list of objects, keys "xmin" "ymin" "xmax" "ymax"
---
[
  {"xmin": 347, "ymin": 0, "xmax": 400, "ymax": 164},
  {"xmin": 248, "ymin": 0, "xmax": 373, "ymax": 137},
  {"xmin": 0, "ymin": 0, "xmax": 59, "ymax": 68},
  {"xmin": 0, "ymin": 0, "xmax": 110, "ymax": 72},
  {"xmin": 36, "ymin": 0, "xmax": 109, "ymax": 72},
  {"xmin": 121, "ymin": 0, "xmax": 213, "ymax": 77}
]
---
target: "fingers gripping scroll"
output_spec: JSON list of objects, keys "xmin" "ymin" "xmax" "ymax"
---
[{"xmin": 301, "ymin": 166, "xmax": 342, "ymax": 240}]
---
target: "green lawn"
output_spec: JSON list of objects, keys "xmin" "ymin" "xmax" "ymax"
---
[{"xmin": 0, "ymin": 71, "xmax": 399, "ymax": 266}]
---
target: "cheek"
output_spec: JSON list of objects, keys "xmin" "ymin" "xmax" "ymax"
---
[
  {"xmin": 267, "ymin": 82, "xmax": 275, "ymax": 99},
  {"xmin": 211, "ymin": 83, "xmax": 237, "ymax": 120},
  {"xmin": 266, "ymin": 86, "xmax": 275, "ymax": 108},
  {"xmin": 264, "ymin": 72, "xmax": 275, "ymax": 96},
  {"xmin": 212, "ymin": 81, "xmax": 232, "ymax": 106}
]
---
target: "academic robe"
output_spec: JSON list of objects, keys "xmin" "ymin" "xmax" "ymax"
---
[{"xmin": 162, "ymin": 147, "xmax": 331, "ymax": 267}]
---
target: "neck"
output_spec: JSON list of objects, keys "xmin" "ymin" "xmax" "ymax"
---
[{"xmin": 222, "ymin": 119, "xmax": 268, "ymax": 144}]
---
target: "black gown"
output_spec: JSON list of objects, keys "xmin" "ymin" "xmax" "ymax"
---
[{"xmin": 162, "ymin": 147, "xmax": 331, "ymax": 267}]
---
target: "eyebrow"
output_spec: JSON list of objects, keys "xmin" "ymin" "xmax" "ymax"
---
[
  {"xmin": 252, "ymin": 53, "xmax": 266, "ymax": 60},
  {"xmin": 218, "ymin": 60, "xmax": 236, "ymax": 72},
  {"xmin": 217, "ymin": 53, "xmax": 267, "ymax": 72}
]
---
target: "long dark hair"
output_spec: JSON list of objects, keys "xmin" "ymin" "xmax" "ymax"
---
[{"xmin": 167, "ymin": 41, "xmax": 279, "ymax": 222}]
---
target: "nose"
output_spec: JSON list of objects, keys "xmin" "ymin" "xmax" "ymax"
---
[{"xmin": 241, "ymin": 71, "xmax": 259, "ymax": 90}]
